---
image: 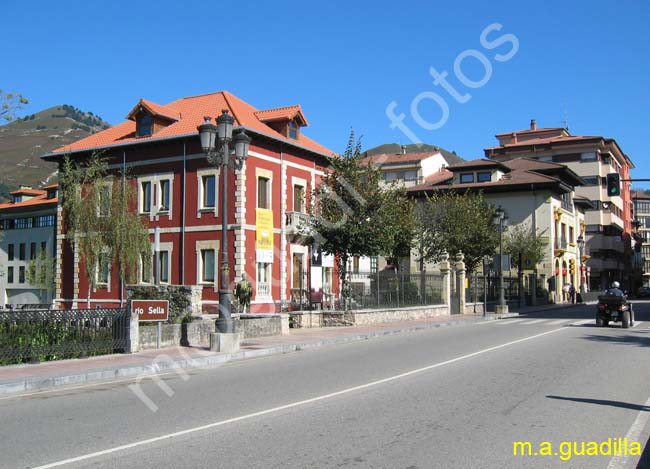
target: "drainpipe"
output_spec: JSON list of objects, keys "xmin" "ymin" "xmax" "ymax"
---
[{"xmin": 181, "ymin": 142, "xmax": 186, "ymax": 285}]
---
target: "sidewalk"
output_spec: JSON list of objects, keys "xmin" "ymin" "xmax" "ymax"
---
[{"xmin": 0, "ymin": 302, "xmax": 587, "ymax": 397}]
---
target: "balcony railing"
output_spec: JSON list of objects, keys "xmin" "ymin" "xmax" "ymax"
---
[
  {"xmin": 285, "ymin": 211, "xmax": 311, "ymax": 236},
  {"xmin": 256, "ymin": 282, "xmax": 270, "ymax": 298}
]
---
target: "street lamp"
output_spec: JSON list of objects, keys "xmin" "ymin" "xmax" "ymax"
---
[
  {"xmin": 494, "ymin": 206, "xmax": 508, "ymax": 314},
  {"xmin": 197, "ymin": 110, "xmax": 251, "ymax": 333},
  {"xmin": 577, "ymin": 234, "xmax": 585, "ymax": 294}
]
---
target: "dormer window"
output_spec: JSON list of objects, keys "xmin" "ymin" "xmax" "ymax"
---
[
  {"xmin": 460, "ymin": 173, "xmax": 474, "ymax": 184},
  {"xmin": 477, "ymin": 171, "xmax": 491, "ymax": 182},
  {"xmin": 288, "ymin": 120, "xmax": 299, "ymax": 139},
  {"xmin": 137, "ymin": 113, "xmax": 153, "ymax": 137},
  {"xmin": 12, "ymin": 195, "xmax": 22, "ymax": 204}
]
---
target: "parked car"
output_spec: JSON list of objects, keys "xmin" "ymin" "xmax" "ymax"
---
[{"xmin": 636, "ymin": 286, "xmax": 650, "ymax": 297}]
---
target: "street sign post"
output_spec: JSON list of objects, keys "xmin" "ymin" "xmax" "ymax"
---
[{"xmin": 132, "ymin": 300, "xmax": 169, "ymax": 349}]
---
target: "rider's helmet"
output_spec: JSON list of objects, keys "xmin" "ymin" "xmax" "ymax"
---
[{"xmin": 612, "ymin": 281, "xmax": 620, "ymax": 288}]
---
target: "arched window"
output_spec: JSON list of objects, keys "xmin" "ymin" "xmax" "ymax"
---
[{"xmin": 137, "ymin": 113, "xmax": 153, "ymax": 137}]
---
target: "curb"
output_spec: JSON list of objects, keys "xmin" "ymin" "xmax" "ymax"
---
[{"xmin": 0, "ymin": 315, "xmax": 497, "ymax": 397}]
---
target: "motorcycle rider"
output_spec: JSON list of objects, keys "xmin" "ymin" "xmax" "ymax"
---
[{"xmin": 606, "ymin": 281, "xmax": 625, "ymax": 297}]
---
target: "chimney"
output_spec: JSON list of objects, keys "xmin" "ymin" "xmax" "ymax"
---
[
  {"xmin": 530, "ymin": 119, "xmax": 537, "ymax": 131},
  {"xmin": 19, "ymin": 185, "xmax": 32, "ymax": 190},
  {"xmin": 400, "ymin": 145, "xmax": 407, "ymax": 155},
  {"xmin": 512, "ymin": 132, "xmax": 518, "ymax": 144}
]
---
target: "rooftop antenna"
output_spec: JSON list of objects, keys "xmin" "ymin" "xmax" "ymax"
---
[{"xmin": 562, "ymin": 99, "xmax": 569, "ymax": 131}]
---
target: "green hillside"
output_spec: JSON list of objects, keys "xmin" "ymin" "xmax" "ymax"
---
[{"xmin": 0, "ymin": 105, "xmax": 110, "ymax": 198}]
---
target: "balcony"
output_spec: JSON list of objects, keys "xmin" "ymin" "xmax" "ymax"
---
[
  {"xmin": 554, "ymin": 238, "xmax": 568, "ymax": 256},
  {"xmin": 256, "ymin": 282, "xmax": 271, "ymax": 299},
  {"xmin": 285, "ymin": 211, "xmax": 311, "ymax": 243}
]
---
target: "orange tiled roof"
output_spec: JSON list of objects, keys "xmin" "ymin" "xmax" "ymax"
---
[
  {"xmin": 0, "ymin": 193, "xmax": 57, "ymax": 211},
  {"xmin": 9, "ymin": 188, "xmax": 46, "ymax": 196},
  {"xmin": 126, "ymin": 98, "xmax": 181, "ymax": 122},
  {"xmin": 484, "ymin": 135, "xmax": 600, "ymax": 151},
  {"xmin": 49, "ymin": 91, "xmax": 332, "ymax": 158},
  {"xmin": 254, "ymin": 105, "xmax": 308, "ymax": 126}
]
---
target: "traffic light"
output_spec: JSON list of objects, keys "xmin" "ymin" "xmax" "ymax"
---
[
  {"xmin": 569, "ymin": 259, "xmax": 575, "ymax": 275},
  {"xmin": 606, "ymin": 173, "xmax": 621, "ymax": 197}
]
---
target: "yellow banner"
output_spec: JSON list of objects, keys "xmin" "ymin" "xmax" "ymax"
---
[{"xmin": 256, "ymin": 208, "xmax": 274, "ymax": 251}]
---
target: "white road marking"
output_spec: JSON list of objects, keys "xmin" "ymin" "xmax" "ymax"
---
[
  {"xmin": 607, "ymin": 392, "xmax": 650, "ymax": 469},
  {"xmin": 522, "ymin": 319, "xmax": 546, "ymax": 325},
  {"xmin": 33, "ymin": 327, "xmax": 569, "ymax": 469},
  {"xmin": 494, "ymin": 319, "xmax": 527, "ymax": 325},
  {"xmin": 632, "ymin": 321, "xmax": 644, "ymax": 329},
  {"xmin": 547, "ymin": 319, "xmax": 571, "ymax": 326},
  {"xmin": 570, "ymin": 319, "xmax": 593, "ymax": 326}
]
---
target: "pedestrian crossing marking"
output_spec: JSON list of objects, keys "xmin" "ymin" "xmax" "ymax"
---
[
  {"xmin": 547, "ymin": 319, "xmax": 569, "ymax": 325},
  {"xmin": 495, "ymin": 319, "xmax": 527, "ymax": 325}
]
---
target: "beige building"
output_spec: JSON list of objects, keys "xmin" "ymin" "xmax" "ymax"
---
[
  {"xmin": 484, "ymin": 120, "xmax": 634, "ymax": 290},
  {"xmin": 408, "ymin": 158, "xmax": 590, "ymax": 303}
]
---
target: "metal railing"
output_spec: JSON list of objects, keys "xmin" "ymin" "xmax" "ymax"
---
[
  {"xmin": 285, "ymin": 211, "xmax": 311, "ymax": 230},
  {"xmin": 256, "ymin": 282, "xmax": 271, "ymax": 298},
  {"xmin": 343, "ymin": 271, "xmax": 443, "ymax": 310},
  {"xmin": 0, "ymin": 307, "xmax": 129, "ymax": 365}
]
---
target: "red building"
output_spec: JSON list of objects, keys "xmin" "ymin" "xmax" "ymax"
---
[{"xmin": 44, "ymin": 91, "xmax": 337, "ymax": 313}]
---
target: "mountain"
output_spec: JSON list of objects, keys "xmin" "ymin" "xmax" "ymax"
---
[
  {"xmin": 0, "ymin": 105, "xmax": 111, "ymax": 198},
  {"xmin": 364, "ymin": 143, "xmax": 466, "ymax": 165}
]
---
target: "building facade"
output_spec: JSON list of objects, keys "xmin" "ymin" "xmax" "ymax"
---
[
  {"xmin": 484, "ymin": 120, "xmax": 634, "ymax": 290},
  {"xmin": 0, "ymin": 185, "xmax": 58, "ymax": 307},
  {"xmin": 632, "ymin": 191, "xmax": 650, "ymax": 288},
  {"xmin": 408, "ymin": 158, "xmax": 589, "ymax": 303},
  {"xmin": 44, "ymin": 91, "xmax": 337, "ymax": 313}
]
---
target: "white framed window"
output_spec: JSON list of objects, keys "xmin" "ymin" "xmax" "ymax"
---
[
  {"xmin": 140, "ymin": 181, "xmax": 152, "ymax": 213},
  {"xmin": 201, "ymin": 249, "xmax": 215, "ymax": 283},
  {"xmin": 96, "ymin": 251, "xmax": 111, "ymax": 288},
  {"xmin": 140, "ymin": 253, "xmax": 152, "ymax": 284},
  {"xmin": 196, "ymin": 240, "xmax": 218, "ymax": 287},
  {"xmin": 256, "ymin": 168, "xmax": 274, "ymax": 210},
  {"xmin": 98, "ymin": 183, "xmax": 112, "ymax": 217},
  {"xmin": 158, "ymin": 179, "xmax": 171, "ymax": 212},
  {"xmin": 291, "ymin": 177, "xmax": 307, "ymax": 213},
  {"xmin": 158, "ymin": 250, "xmax": 170, "ymax": 283},
  {"xmin": 196, "ymin": 168, "xmax": 219, "ymax": 216},
  {"xmin": 138, "ymin": 173, "xmax": 174, "ymax": 218}
]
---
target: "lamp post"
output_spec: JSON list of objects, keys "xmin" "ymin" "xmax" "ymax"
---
[
  {"xmin": 494, "ymin": 206, "xmax": 508, "ymax": 314},
  {"xmin": 197, "ymin": 110, "xmax": 251, "ymax": 333},
  {"xmin": 577, "ymin": 234, "xmax": 585, "ymax": 295}
]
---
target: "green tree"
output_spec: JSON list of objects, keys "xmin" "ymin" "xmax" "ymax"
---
[
  {"xmin": 308, "ymin": 131, "xmax": 415, "ymax": 306},
  {"xmin": 60, "ymin": 154, "xmax": 151, "ymax": 307},
  {"xmin": 418, "ymin": 191, "xmax": 499, "ymax": 272},
  {"xmin": 26, "ymin": 249, "xmax": 56, "ymax": 300},
  {"xmin": 504, "ymin": 223, "xmax": 548, "ymax": 269},
  {"xmin": 0, "ymin": 89, "xmax": 28, "ymax": 122}
]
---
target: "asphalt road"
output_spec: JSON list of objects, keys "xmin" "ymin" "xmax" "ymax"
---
[{"xmin": 2, "ymin": 302, "xmax": 649, "ymax": 469}]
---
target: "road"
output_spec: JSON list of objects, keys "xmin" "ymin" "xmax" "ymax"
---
[{"xmin": 1, "ymin": 302, "xmax": 649, "ymax": 468}]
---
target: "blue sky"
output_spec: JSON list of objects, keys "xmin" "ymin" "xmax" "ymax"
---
[{"xmin": 4, "ymin": 0, "xmax": 649, "ymax": 186}]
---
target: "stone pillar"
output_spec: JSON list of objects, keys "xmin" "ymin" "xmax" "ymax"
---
[
  {"xmin": 540, "ymin": 273, "xmax": 547, "ymax": 303},
  {"xmin": 439, "ymin": 252, "xmax": 451, "ymax": 313},
  {"xmin": 127, "ymin": 307, "xmax": 140, "ymax": 353},
  {"xmin": 455, "ymin": 252, "xmax": 466, "ymax": 315},
  {"xmin": 531, "ymin": 271, "xmax": 538, "ymax": 306},
  {"xmin": 279, "ymin": 313, "xmax": 290, "ymax": 335}
]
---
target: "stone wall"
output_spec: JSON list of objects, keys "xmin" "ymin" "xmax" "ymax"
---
[
  {"xmin": 348, "ymin": 305, "xmax": 449, "ymax": 325},
  {"xmin": 290, "ymin": 305, "xmax": 451, "ymax": 328},
  {"xmin": 138, "ymin": 315, "xmax": 285, "ymax": 350},
  {"xmin": 465, "ymin": 302, "xmax": 485, "ymax": 314}
]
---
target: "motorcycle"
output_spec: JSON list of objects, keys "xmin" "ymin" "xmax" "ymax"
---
[{"xmin": 596, "ymin": 293, "xmax": 634, "ymax": 328}]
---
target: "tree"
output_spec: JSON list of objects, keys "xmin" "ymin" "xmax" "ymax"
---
[
  {"xmin": 26, "ymin": 249, "xmax": 56, "ymax": 300},
  {"xmin": 417, "ymin": 191, "xmax": 499, "ymax": 272},
  {"xmin": 504, "ymin": 223, "xmax": 548, "ymax": 269},
  {"xmin": 1, "ymin": 89, "xmax": 28, "ymax": 122},
  {"xmin": 60, "ymin": 154, "xmax": 151, "ymax": 307},
  {"xmin": 308, "ymin": 131, "xmax": 415, "ymax": 305}
]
